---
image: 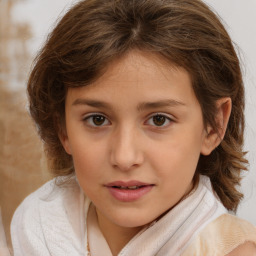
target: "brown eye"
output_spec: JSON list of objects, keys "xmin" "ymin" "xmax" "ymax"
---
[
  {"xmin": 152, "ymin": 115, "xmax": 167, "ymax": 126},
  {"xmin": 84, "ymin": 114, "xmax": 110, "ymax": 127},
  {"xmin": 92, "ymin": 115, "xmax": 106, "ymax": 126},
  {"xmin": 146, "ymin": 113, "xmax": 173, "ymax": 128}
]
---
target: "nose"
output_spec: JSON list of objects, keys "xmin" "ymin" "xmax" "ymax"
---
[{"xmin": 110, "ymin": 126, "xmax": 144, "ymax": 171}]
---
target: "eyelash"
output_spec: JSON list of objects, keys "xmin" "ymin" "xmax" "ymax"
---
[
  {"xmin": 82, "ymin": 113, "xmax": 174, "ymax": 128},
  {"xmin": 145, "ymin": 113, "xmax": 174, "ymax": 128},
  {"xmin": 83, "ymin": 113, "xmax": 110, "ymax": 127}
]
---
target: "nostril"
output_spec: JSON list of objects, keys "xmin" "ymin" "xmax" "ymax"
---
[{"xmin": 110, "ymin": 132, "xmax": 144, "ymax": 171}]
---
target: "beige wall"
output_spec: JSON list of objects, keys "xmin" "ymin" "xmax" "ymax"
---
[
  {"xmin": 0, "ymin": 0, "xmax": 51, "ymax": 249},
  {"xmin": 0, "ymin": 88, "xmax": 51, "ymax": 248}
]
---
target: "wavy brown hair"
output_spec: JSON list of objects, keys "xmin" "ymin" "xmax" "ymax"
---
[{"xmin": 27, "ymin": 0, "xmax": 247, "ymax": 211}]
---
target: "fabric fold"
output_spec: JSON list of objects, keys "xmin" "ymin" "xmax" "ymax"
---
[{"xmin": 118, "ymin": 176, "xmax": 227, "ymax": 256}]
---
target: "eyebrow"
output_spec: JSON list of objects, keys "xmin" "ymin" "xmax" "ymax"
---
[
  {"xmin": 72, "ymin": 99, "xmax": 112, "ymax": 109},
  {"xmin": 72, "ymin": 98, "xmax": 186, "ymax": 111},
  {"xmin": 137, "ymin": 99, "xmax": 186, "ymax": 111}
]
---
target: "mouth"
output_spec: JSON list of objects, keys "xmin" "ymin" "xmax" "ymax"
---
[
  {"xmin": 105, "ymin": 181, "xmax": 154, "ymax": 202},
  {"xmin": 111, "ymin": 185, "xmax": 149, "ymax": 190}
]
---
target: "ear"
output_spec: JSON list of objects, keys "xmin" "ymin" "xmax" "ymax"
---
[
  {"xmin": 201, "ymin": 97, "xmax": 232, "ymax": 156},
  {"xmin": 58, "ymin": 129, "xmax": 72, "ymax": 155}
]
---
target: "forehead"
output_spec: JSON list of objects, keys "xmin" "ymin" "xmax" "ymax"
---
[
  {"xmin": 94, "ymin": 51, "xmax": 188, "ymax": 85},
  {"xmin": 66, "ymin": 50, "xmax": 198, "ymax": 108}
]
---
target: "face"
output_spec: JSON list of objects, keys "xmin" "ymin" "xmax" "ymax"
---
[{"xmin": 61, "ymin": 51, "xmax": 214, "ymax": 231}]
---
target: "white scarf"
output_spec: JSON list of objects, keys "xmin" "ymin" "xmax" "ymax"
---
[{"xmin": 86, "ymin": 175, "xmax": 227, "ymax": 256}]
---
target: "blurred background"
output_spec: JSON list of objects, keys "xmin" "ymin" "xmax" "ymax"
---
[{"xmin": 0, "ymin": 0, "xmax": 255, "ymax": 250}]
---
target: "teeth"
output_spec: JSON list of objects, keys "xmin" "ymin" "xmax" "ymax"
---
[
  {"xmin": 127, "ymin": 186, "xmax": 138, "ymax": 189},
  {"xmin": 117, "ymin": 186, "xmax": 141, "ymax": 190}
]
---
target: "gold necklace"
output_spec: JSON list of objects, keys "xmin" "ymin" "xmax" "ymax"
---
[{"xmin": 87, "ymin": 238, "xmax": 91, "ymax": 256}]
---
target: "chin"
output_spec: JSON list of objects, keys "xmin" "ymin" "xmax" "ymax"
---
[{"xmin": 111, "ymin": 213, "xmax": 157, "ymax": 229}]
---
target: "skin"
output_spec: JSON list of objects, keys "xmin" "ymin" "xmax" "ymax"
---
[
  {"xmin": 226, "ymin": 242, "xmax": 256, "ymax": 256},
  {"xmin": 60, "ymin": 50, "xmax": 231, "ymax": 255}
]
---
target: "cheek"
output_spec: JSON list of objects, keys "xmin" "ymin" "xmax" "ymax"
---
[
  {"xmin": 149, "ymin": 135, "xmax": 202, "ymax": 179},
  {"xmin": 71, "ymin": 140, "xmax": 108, "ymax": 180},
  {"xmin": 72, "ymin": 149, "xmax": 102, "ymax": 196}
]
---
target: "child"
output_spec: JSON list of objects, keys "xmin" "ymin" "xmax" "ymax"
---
[{"xmin": 11, "ymin": 0, "xmax": 256, "ymax": 255}]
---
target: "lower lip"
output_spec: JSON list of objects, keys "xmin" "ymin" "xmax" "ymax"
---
[{"xmin": 107, "ymin": 186, "xmax": 153, "ymax": 202}]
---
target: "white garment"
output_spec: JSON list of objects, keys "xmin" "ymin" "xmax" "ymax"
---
[
  {"xmin": 11, "ymin": 178, "xmax": 87, "ymax": 256},
  {"xmin": 11, "ymin": 176, "xmax": 227, "ymax": 256}
]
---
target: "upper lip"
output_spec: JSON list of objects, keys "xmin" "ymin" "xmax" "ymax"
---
[{"xmin": 105, "ymin": 180, "xmax": 153, "ymax": 187}]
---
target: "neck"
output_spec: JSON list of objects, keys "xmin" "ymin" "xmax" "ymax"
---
[{"xmin": 96, "ymin": 209, "xmax": 143, "ymax": 256}]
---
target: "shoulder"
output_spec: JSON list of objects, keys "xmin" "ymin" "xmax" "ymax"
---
[
  {"xmin": 207, "ymin": 214, "xmax": 256, "ymax": 238},
  {"xmin": 226, "ymin": 241, "xmax": 256, "ymax": 256},
  {"xmin": 11, "ymin": 177, "xmax": 87, "ymax": 255},
  {"xmin": 11, "ymin": 178, "xmax": 67, "ymax": 226},
  {"xmin": 11, "ymin": 178, "xmax": 59, "ymax": 231},
  {"xmin": 182, "ymin": 214, "xmax": 256, "ymax": 256},
  {"xmin": 11, "ymin": 178, "xmax": 60, "ymax": 254},
  {"xmin": 12, "ymin": 176, "xmax": 82, "ymax": 218}
]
